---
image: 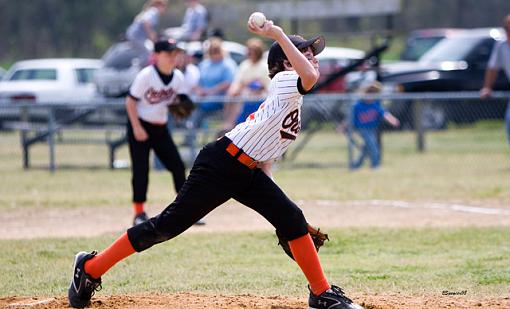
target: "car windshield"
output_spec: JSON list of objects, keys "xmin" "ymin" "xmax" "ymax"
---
[
  {"xmin": 419, "ymin": 37, "xmax": 481, "ymax": 62},
  {"xmin": 9, "ymin": 68, "xmax": 57, "ymax": 81},
  {"xmin": 103, "ymin": 44, "xmax": 147, "ymax": 70},
  {"xmin": 75, "ymin": 68, "xmax": 96, "ymax": 83},
  {"xmin": 401, "ymin": 36, "xmax": 444, "ymax": 61}
]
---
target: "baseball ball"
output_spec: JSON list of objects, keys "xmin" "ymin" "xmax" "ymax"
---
[{"xmin": 250, "ymin": 12, "xmax": 266, "ymax": 28}]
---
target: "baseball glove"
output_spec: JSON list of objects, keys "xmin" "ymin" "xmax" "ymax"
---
[
  {"xmin": 276, "ymin": 223, "xmax": 329, "ymax": 260},
  {"xmin": 169, "ymin": 94, "xmax": 195, "ymax": 119}
]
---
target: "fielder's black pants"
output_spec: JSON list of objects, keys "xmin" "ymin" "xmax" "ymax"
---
[
  {"xmin": 127, "ymin": 136, "xmax": 309, "ymax": 252},
  {"xmin": 127, "ymin": 118, "xmax": 186, "ymax": 203}
]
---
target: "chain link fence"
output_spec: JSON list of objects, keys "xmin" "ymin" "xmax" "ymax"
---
[{"xmin": 0, "ymin": 92, "xmax": 508, "ymax": 172}]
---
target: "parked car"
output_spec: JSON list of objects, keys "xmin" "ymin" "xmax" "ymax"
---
[
  {"xmin": 0, "ymin": 58, "xmax": 103, "ymax": 129},
  {"xmin": 301, "ymin": 46, "xmax": 370, "ymax": 129},
  {"xmin": 0, "ymin": 58, "xmax": 102, "ymax": 104},
  {"xmin": 93, "ymin": 41, "xmax": 149, "ymax": 99},
  {"xmin": 315, "ymin": 46, "xmax": 367, "ymax": 93},
  {"xmin": 94, "ymin": 40, "xmax": 246, "ymax": 98},
  {"xmin": 380, "ymin": 27, "xmax": 509, "ymax": 129},
  {"xmin": 400, "ymin": 28, "xmax": 465, "ymax": 61}
]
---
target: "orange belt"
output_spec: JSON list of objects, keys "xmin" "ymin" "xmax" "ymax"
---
[{"xmin": 226, "ymin": 142, "xmax": 258, "ymax": 169}]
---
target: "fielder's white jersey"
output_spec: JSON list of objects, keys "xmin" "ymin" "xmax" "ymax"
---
[
  {"xmin": 129, "ymin": 65, "xmax": 186, "ymax": 124},
  {"xmin": 225, "ymin": 70, "xmax": 309, "ymax": 162}
]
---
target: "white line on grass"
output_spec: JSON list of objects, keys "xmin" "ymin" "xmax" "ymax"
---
[{"xmin": 306, "ymin": 200, "xmax": 510, "ymax": 216}]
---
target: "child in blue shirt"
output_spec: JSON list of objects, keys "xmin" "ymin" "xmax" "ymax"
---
[{"xmin": 351, "ymin": 81, "xmax": 400, "ymax": 169}]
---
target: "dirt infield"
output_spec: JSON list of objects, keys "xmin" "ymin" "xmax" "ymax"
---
[
  {"xmin": 2, "ymin": 293, "xmax": 510, "ymax": 309},
  {"xmin": 2, "ymin": 199, "xmax": 509, "ymax": 308},
  {"xmin": 2, "ymin": 199, "xmax": 510, "ymax": 239}
]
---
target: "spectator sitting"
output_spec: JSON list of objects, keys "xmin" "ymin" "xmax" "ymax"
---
[
  {"xmin": 184, "ymin": 38, "xmax": 237, "ymax": 146},
  {"xmin": 223, "ymin": 38, "xmax": 270, "ymax": 133},
  {"xmin": 350, "ymin": 81, "xmax": 400, "ymax": 170},
  {"xmin": 165, "ymin": 0, "xmax": 208, "ymax": 42},
  {"xmin": 125, "ymin": 0, "xmax": 168, "ymax": 56}
]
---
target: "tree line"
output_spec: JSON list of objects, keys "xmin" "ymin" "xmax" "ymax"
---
[{"xmin": 1, "ymin": 0, "xmax": 509, "ymax": 67}]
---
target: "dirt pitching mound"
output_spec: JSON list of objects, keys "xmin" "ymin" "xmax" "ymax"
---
[{"xmin": 2, "ymin": 293, "xmax": 509, "ymax": 309}]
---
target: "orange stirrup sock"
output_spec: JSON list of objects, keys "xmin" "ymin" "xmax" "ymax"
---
[
  {"xmin": 84, "ymin": 232, "xmax": 136, "ymax": 279},
  {"xmin": 289, "ymin": 233, "xmax": 331, "ymax": 296},
  {"xmin": 133, "ymin": 202, "xmax": 145, "ymax": 215}
]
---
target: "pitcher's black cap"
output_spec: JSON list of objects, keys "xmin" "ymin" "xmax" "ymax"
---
[{"xmin": 267, "ymin": 35, "xmax": 325, "ymax": 68}]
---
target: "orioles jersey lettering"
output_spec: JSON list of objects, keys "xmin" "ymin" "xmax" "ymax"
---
[{"xmin": 144, "ymin": 87, "xmax": 176, "ymax": 104}]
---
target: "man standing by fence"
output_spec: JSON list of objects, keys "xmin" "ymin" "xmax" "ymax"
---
[{"xmin": 481, "ymin": 14, "xmax": 510, "ymax": 145}]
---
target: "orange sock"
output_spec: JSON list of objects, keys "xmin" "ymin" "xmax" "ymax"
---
[
  {"xmin": 133, "ymin": 202, "xmax": 145, "ymax": 215},
  {"xmin": 288, "ymin": 234, "xmax": 331, "ymax": 296},
  {"xmin": 84, "ymin": 232, "xmax": 136, "ymax": 279}
]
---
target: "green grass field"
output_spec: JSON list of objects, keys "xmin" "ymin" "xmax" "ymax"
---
[
  {"xmin": 1, "ymin": 121, "xmax": 509, "ymax": 209},
  {"xmin": 0, "ymin": 123, "xmax": 509, "ymax": 300},
  {"xmin": 1, "ymin": 228, "xmax": 509, "ymax": 298}
]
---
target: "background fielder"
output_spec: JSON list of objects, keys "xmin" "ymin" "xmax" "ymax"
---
[{"xmin": 126, "ymin": 39, "xmax": 187, "ymax": 226}]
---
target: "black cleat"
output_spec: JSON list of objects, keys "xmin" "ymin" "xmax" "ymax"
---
[
  {"xmin": 133, "ymin": 211, "xmax": 149, "ymax": 226},
  {"xmin": 308, "ymin": 285, "xmax": 363, "ymax": 309},
  {"xmin": 68, "ymin": 251, "xmax": 102, "ymax": 308}
]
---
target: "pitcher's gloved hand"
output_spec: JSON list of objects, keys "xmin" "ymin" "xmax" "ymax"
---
[{"xmin": 276, "ymin": 223, "xmax": 330, "ymax": 260}]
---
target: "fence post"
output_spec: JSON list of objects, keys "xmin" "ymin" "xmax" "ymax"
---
[
  {"xmin": 47, "ymin": 107, "xmax": 56, "ymax": 172},
  {"xmin": 412, "ymin": 100, "xmax": 425, "ymax": 152},
  {"xmin": 347, "ymin": 99, "xmax": 354, "ymax": 170},
  {"xmin": 20, "ymin": 106, "xmax": 30, "ymax": 169},
  {"xmin": 108, "ymin": 135, "xmax": 127, "ymax": 169},
  {"xmin": 109, "ymin": 142, "xmax": 115, "ymax": 170}
]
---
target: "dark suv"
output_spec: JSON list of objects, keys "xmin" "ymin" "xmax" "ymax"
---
[
  {"xmin": 400, "ymin": 28, "xmax": 465, "ymax": 61},
  {"xmin": 381, "ymin": 27, "xmax": 509, "ymax": 129}
]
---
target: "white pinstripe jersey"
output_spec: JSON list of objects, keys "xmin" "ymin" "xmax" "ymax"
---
[
  {"xmin": 225, "ymin": 70, "xmax": 308, "ymax": 162},
  {"xmin": 129, "ymin": 65, "xmax": 186, "ymax": 124}
]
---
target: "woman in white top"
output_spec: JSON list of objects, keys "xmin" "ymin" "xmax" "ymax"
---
[
  {"xmin": 68, "ymin": 18, "xmax": 362, "ymax": 309},
  {"xmin": 223, "ymin": 37, "xmax": 271, "ymax": 133}
]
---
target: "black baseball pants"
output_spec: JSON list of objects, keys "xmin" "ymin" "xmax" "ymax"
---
[
  {"xmin": 127, "ymin": 118, "xmax": 186, "ymax": 203},
  {"xmin": 127, "ymin": 136, "xmax": 309, "ymax": 252}
]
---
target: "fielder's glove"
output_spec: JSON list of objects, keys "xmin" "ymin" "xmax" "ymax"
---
[
  {"xmin": 169, "ymin": 94, "xmax": 195, "ymax": 119},
  {"xmin": 276, "ymin": 223, "xmax": 329, "ymax": 260}
]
